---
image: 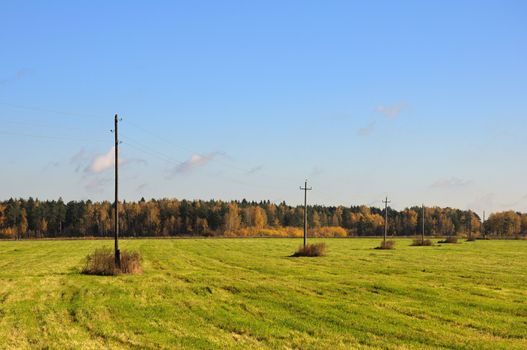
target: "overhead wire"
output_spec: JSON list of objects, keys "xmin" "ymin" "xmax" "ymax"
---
[{"xmin": 0, "ymin": 101, "xmax": 311, "ymax": 193}]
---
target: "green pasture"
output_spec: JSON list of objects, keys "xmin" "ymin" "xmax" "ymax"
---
[{"xmin": 0, "ymin": 238, "xmax": 525, "ymax": 349}]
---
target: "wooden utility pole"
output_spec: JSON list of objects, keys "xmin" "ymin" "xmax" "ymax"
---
[
  {"xmin": 467, "ymin": 210, "xmax": 472, "ymax": 240},
  {"xmin": 300, "ymin": 180, "xmax": 312, "ymax": 248},
  {"xmin": 114, "ymin": 114, "xmax": 121, "ymax": 269},
  {"xmin": 383, "ymin": 196, "xmax": 391, "ymax": 244},
  {"xmin": 482, "ymin": 211, "xmax": 486, "ymax": 239},
  {"xmin": 422, "ymin": 204, "xmax": 425, "ymax": 244}
]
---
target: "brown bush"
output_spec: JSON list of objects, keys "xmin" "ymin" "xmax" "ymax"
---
[
  {"xmin": 312, "ymin": 226, "xmax": 348, "ymax": 238},
  {"xmin": 438, "ymin": 236, "xmax": 458, "ymax": 244},
  {"xmin": 120, "ymin": 250, "xmax": 143, "ymax": 274},
  {"xmin": 82, "ymin": 247, "xmax": 142, "ymax": 275},
  {"xmin": 376, "ymin": 240, "xmax": 396, "ymax": 250},
  {"xmin": 291, "ymin": 243, "xmax": 326, "ymax": 257},
  {"xmin": 411, "ymin": 238, "xmax": 433, "ymax": 246},
  {"xmin": 466, "ymin": 236, "xmax": 476, "ymax": 242}
]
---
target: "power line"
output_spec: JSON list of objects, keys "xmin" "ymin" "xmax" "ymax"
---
[
  {"xmin": 0, "ymin": 102, "xmax": 107, "ymax": 120},
  {"xmin": 0, "ymin": 130, "xmax": 108, "ymax": 143},
  {"xmin": 126, "ymin": 119, "xmax": 280, "ymax": 176}
]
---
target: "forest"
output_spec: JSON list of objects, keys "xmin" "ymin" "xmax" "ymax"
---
[{"xmin": 0, "ymin": 197, "xmax": 526, "ymax": 239}]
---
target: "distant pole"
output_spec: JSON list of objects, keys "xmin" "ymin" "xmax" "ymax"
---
[
  {"xmin": 300, "ymin": 180, "xmax": 312, "ymax": 248},
  {"xmin": 422, "ymin": 204, "xmax": 425, "ymax": 244},
  {"xmin": 382, "ymin": 196, "xmax": 391, "ymax": 244},
  {"xmin": 114, "ymin": 114, "xmax": 121, "ymax": 269},
  {"xmin": 482, "ymin": 210, "xmax": 486, "ymax": 239},
  {"xmin": 467, "ymin": 210, "xmax": 472, "ymax": 240}
]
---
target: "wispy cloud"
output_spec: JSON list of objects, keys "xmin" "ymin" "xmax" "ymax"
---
[
  {"xmin": 357, "ymin": 121, "xmax": 376, "ymax": 136},
  {"xmin": 246, "ymin": 165, "xmax": 263, "ymax": 175},
  {"xmin": 170, "ymin": 152, "xmax": 224, "ymax": 176},
  {"xmin": 70, "ymin": 148, "xmax": 88, "ymax": 173},
  {"xmin": 375, "ymin": 102, "xmax": 407, "ymax": 119},
  {"xmin": 467, "ymin": 193, "xmax": 496, "ymax": 213},
  {"xmin": 430, "ymin": 177, "xmax": 472, "ymax": 189},
  {"xmin": 136, "ymin": 183, "xmax": 148, "ymax": 192},
  {"xmin": 310, "ymin": 166, "xmax": 324, "ymax": 177},
  {"xmin": 0, "ymin": 69, "xmax": 32, "ymax": 85},
  {"xmin": 84, "ymin": 177, "xmax": 111, "ymax": 194},
  {"xmin": 43, "ymin": 161, "xmax": 60, "ymax": 171}
]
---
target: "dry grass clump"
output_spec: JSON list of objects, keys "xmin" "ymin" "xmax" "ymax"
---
[
  {"xmin": 291, "ymin": 243, "xmax": 326, "ymax": 257},
  {"xmin": 411, "ymin": 239, "xmax": 433, "ymax": 246},
  {"xmin": 312, "ymin": 226, "xmax": 348, "ymax": 238},
  {"xmin": 466, "ymin": 236, "xmax": 477, "ymax": 242},
  {"xmin": 82, "ymin": 247, "xmax": 142, "ymax": 275},
  {"xmin": 438, "ymin": 236, "xmax": 458, "ymax": 244},
  {"xmin": 120, "ymin": 250, "xmax": 143, "ymax": 274},
  {"xmin": 376, "ymin": 240, "xmax": 396, "ymax": 250}
]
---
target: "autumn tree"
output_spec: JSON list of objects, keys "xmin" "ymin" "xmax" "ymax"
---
[{"xmin": 224, "ymin": 202, "xmax": 241, "ymax": 233}]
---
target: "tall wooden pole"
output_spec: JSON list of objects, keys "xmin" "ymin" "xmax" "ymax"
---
[
  {"xmin": 468, "ymin": 210, "xmax": 472, "ymax": 240},
  {"xmin": 422, "ymin": 204, "xmax": 425, "ymax": 244},
  {"xmin": 383, "ymin": 197, "xmax": 391, "ymax": 244},
  {"xmin": 300, "ymin": 180, "xmax": 312, "ymax": 248},
  {"xmin": 482, "ymin": 211, "xmax": 486, "ymax": 239},
  {"xmin": 114, "ymin": 114, "xmax": 121, "ymax": 268}
]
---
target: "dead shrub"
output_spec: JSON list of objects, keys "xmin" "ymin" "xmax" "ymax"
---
[
  {"xmin": 291, "ymin": 243, "xmax": 326, "ymax": 257},
  {"xmin": 312, "ymin": 226, "xmax": 348, "ymax": 238},
  {"xmin": 120, "ymin": 250, "xmax": 143, "ymax": 274},
  {"xmin": 376, "ymin": 240, "xmax": 396, "ymax": 250},
  {"xmin": 82, "ymin": 247, "xmax": 142, "ymax": 275},
  {"xmin": 438, "ymin": 236, "xmax": 458, "ymax": 244},
  {"xmin": 466, "ymin": 236, "xmax": 476, "ymax": 242},
  {"xmin": 411, "ymin": 239, "xmax": 433, "ymax": 246}
]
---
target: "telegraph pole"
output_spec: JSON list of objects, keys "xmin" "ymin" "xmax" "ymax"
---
[
  {"xmin": 383, "ymin": 196, "xmax": 391, "ymax": 244},
  {"xmin": 300, "ymin": 180, "xmax": 312, "ymax": 248},
  {"xmin": 113, "ymin": 114, "xmax": 121, "ymax": 269},
  {"xmin": 482, "ymin": 211, "xmax": 486, "ymax": 239},
  {"xmin": 422, "ymin": 204, "xmax": 425, "ymax": 244},
  {"xmin": 467, "ymin": 210, "xmax": 472, "ymax": 240}
]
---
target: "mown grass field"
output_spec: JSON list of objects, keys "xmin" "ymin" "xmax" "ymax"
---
[{"xmin": 0, "ymin": 238, "xmax": 526, "ymax": 349}]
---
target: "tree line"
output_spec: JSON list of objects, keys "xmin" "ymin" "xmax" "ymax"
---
[{"xmin": 0, "ymin": 197, "xmax": 526, "ymax": 239}]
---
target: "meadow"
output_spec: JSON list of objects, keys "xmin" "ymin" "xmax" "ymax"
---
[{"xmin": 0, "ymin": 238, "xmax": 526, "ymax": 349}]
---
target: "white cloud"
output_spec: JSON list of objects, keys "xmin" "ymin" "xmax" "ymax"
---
[
  {"xmin": 430, "ymin": 177, "xmax": 472, "ymax": 189},
  {"xmin": 171, "ymin": 152, "xmax": 223, "ymax": 175},
  {"xmin": 375, "ymin": 102, "xmax": 407, "ymax": 118},
  {"xmin": 86, "ymin": 147, "xmax": 117, "ymax": 174}
]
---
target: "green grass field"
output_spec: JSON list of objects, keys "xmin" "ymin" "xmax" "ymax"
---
[{"xmin": 0, "ymin": 238, "xmax": 526, "ymax": 349}]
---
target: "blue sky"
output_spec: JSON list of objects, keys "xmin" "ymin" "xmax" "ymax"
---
[{"xmin": 1, "ymin": 1, "xmax": 526, "ymax": 213}]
